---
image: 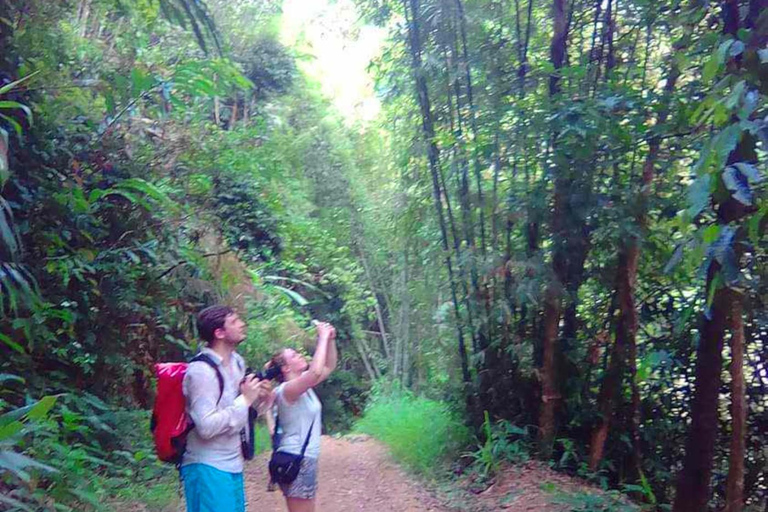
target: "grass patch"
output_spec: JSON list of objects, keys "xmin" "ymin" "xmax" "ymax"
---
[{"xmin": 354, "ymin": 391, "xmax": 470, "ymax": 476}]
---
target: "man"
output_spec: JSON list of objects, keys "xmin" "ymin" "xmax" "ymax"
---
[{"xmin": 181, "ymin": 305, "xmax": 271, "ymax": 512}]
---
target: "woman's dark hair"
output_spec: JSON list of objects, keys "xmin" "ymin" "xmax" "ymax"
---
[
  {"xmin": 197, "ymin": 305, "xmax": 235, "ymax": 343},
  {"xmin": 268, "ymin": 350, "xmax": 288, "ymax": 383}
]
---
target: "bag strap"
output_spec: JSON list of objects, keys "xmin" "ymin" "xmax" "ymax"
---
[
  {"xmin": 190, "ymin": 353, "xmax": 224, "ymax": 405},
  {"xmin": 299, "ymin": 419, "xmax": 315, "ymax": 457},
  {"xmin": 240, "ymin": 408, "xmax": 258, "ymax": 460},
  {"xmin": 271, "ymin": 395, "xmax": 315, "ymax": 457}
]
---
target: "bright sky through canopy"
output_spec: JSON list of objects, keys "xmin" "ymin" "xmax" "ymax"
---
[{"xmin": 280, "ymin": 0, "xmax": 385, "ymax": 123}]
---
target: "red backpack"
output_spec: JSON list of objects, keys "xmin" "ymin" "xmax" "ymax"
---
[{"xmin": 150, "ymin": 354, "xmax": 255, "ymax": 464}]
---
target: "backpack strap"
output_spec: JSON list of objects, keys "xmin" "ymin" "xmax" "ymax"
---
[
  {"xmin": 191, "ymin": 352, "xmax": 257, "ymax": 459},
  {"xmin": 190, "ymin": 353, "xmax": 224, "ymax": 405}
]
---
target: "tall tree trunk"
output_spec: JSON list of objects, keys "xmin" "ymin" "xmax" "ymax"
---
[
  {"xmin": 724, "ymin": 294, "xmax": 746, "ymax": 512},
  {"xmin": 673, "ymin": 0, "xmax": 765, "ymax": 507},
  {"xmin": 588, "ymin": 246, "xmax": 638, "ymax": 470},
  {"xmin": 403, "ymin": 0, "xmax": 472, "ymax": 387},
  {"xmin": 589, "ymin": 42, "xmax": 681, "ymax": 471},
  {"xmin": 672, "ymin": 274, "xmax": 728, "ymax": 512},
  {"xmin": 539, "ymin": 0, "xmax": 570, "ymax": 455}
]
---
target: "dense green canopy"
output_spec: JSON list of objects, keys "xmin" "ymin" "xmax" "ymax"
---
[{"xmin": 1, "ymin": 0, "xmax": 766, "ymax": 510}]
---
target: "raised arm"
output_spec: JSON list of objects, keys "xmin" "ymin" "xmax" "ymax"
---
[
  {"xmin": 320, "ymin": 328, "xmax": 337, "ymax": 381},
  {"xmin": 282, "ymin": 322, "xmax": 335, "ymax": 403}
]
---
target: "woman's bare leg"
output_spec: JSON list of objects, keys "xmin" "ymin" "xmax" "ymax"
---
[{"xmin": 285, "ymin": 497, "xmax": 315, "ymax": 512}]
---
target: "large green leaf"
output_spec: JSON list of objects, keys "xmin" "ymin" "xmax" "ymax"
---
[
  {"xmin": 271, "ymin": 285, "xmax": 310, "ymax": 306},
  {"xmin": 686, "ymin": 174, "xmax": 711, "ymax": 218},
  {"xmin": 26, "ymin": 395, "xmax": 57, "ymax": 421},
  {"xmin": 0, "ymin": 450, "xmax": 58, "ymax": 481}
]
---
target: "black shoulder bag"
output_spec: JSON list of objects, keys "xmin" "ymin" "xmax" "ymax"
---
[{"xmin": 268, "ymin": 415, "xmax": 314, "ymax": 485}]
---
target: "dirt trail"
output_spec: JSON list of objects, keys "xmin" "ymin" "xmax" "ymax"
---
[
  {"xmin": 245, "ymin": 436, "xmax": 449, "ymax": 512},
  {"xmin": 245, "ymin": 435, "xmax": 449, "ymax": 512}
]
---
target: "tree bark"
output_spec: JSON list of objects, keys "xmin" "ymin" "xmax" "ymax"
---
[
  {"xmin": 539, "ymin": 0, "xmax": 570, "ymax": 455},
  {"xmin": 549, "ymin": 0, "xmax": 569, "ymax": 97},
  {"xmin": 724, "ymin": 293, "xmax": 746, "ymax": 512},
  {"xmin": 672, "ymin": 274, "xmax": 728, "ymax": 512}
]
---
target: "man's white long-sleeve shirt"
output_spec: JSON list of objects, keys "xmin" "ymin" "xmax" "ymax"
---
[{"xmin": 181, "ymin": 347, "xmax": 249, "ymax": 473}]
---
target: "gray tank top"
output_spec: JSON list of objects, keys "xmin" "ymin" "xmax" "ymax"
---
[{"xmin": 274, "ymin": 383, "xmax": 322, "ymax": 459}]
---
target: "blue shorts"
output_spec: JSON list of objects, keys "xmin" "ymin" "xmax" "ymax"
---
[{"xmin": 180, "ymin": 463, "xmax": 246, "ymax": 512}]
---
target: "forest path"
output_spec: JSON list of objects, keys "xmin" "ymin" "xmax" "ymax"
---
[
  {"xmin": 244, "ymin": 435, "xmax": 449, "ymax": 511},
  {"xmin": 242, "ymin": 435, "xmax": 597, "ymax": 512}
]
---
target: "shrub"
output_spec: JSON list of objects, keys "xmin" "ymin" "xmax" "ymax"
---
[{"xmin": 354, "ymin": 389, "xmax": 470, "ymax": 476}]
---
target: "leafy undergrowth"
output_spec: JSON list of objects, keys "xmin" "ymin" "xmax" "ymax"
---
[
  {"xmin": 454, "ymin": 460, "xmax": 641, "ymax": 512},
  {"xmin": 353, "ymin": 390, "xmax": 471, "ymax": 477},
  {"xmin": 107, "ymin": 422, "xmax": 272, "ymax": 511}
]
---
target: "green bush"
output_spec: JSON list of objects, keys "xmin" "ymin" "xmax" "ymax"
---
[{"xmin": 353, "ymin": 389, "xmax": 470, "ymax": 476}]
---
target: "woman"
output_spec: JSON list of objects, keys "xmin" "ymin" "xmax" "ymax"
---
[{"xmin": 269, "ymin": 321, "xmax": 337, "ymax": 512}]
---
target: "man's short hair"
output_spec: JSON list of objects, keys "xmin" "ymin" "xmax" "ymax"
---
[{"xmin": 197, "ymin": 305, "xmax": 235, "ymax": 343}]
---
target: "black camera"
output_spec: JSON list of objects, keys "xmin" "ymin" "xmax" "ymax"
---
[{"xmin": 252, "ymin": 365, "xmax": 281, "ymax": 381}]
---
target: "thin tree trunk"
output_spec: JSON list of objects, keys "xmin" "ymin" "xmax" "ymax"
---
[
  {"xmin": 589, "ymin": 41, "xmax": 681, "ymax": 471},
  {"xmin": 403, "ymin": 0, "xmax": 472, "ymax": 387},
  {"xmin": 588, "ymin": 246, "xmax": 637, "ymax": 470},
  {"xmin": 78, "ymin": 0, "xmax": 92, "ymax": 37},
  {"xmin": 400, "ymin": 249, "xmax": 411, "ymax": 384},
  {"xmin": 353, "ymin": 334, "xmax": 378, "ymax": 382},
  {"xmin": 358, "ymin": 245, "xmax": 392, "ymax": 364},
  {"xmin": 228, "ymin": 98, "xmax": 238, "ymax": 130},
  {"xmin": 724, "ymin": 294, "xmax": 746, "ymax": 512}
]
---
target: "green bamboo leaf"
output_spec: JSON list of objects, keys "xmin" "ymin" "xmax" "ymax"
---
[
  {"xmin": 0, "ymin": 195, "xmax": 20, "ymax": 255},
  {"xmin": 0, "ymin": 373, "xmax": 24, "ymax": 385},
  {"xmin": 0, "ymin": 332, "xmax": 24, "ymax": 354},
  {"xmin": 0, "ymin": 71, "xmax": 39, "ymax": 95},
  {"xmin": 748, "ymin": 206, "xmax": 767, "ymax": 245},
  {"xmin": 0, "ymin": 113, "xmax": 22, "ymax": 139},
  {"xmin": 0, "ymin": 101, "xmax": 32, "ymax": 125},
  {"xmin": 271, "ymin": 285, "xmax": 309, "ymax": 306},
  {"xmin": 263, "ymin": 275, "xmax": 331, "ymax": 297},
  {"xmin": 0, "ymin": 396, "xmax": 57, "ymax": 426}
]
